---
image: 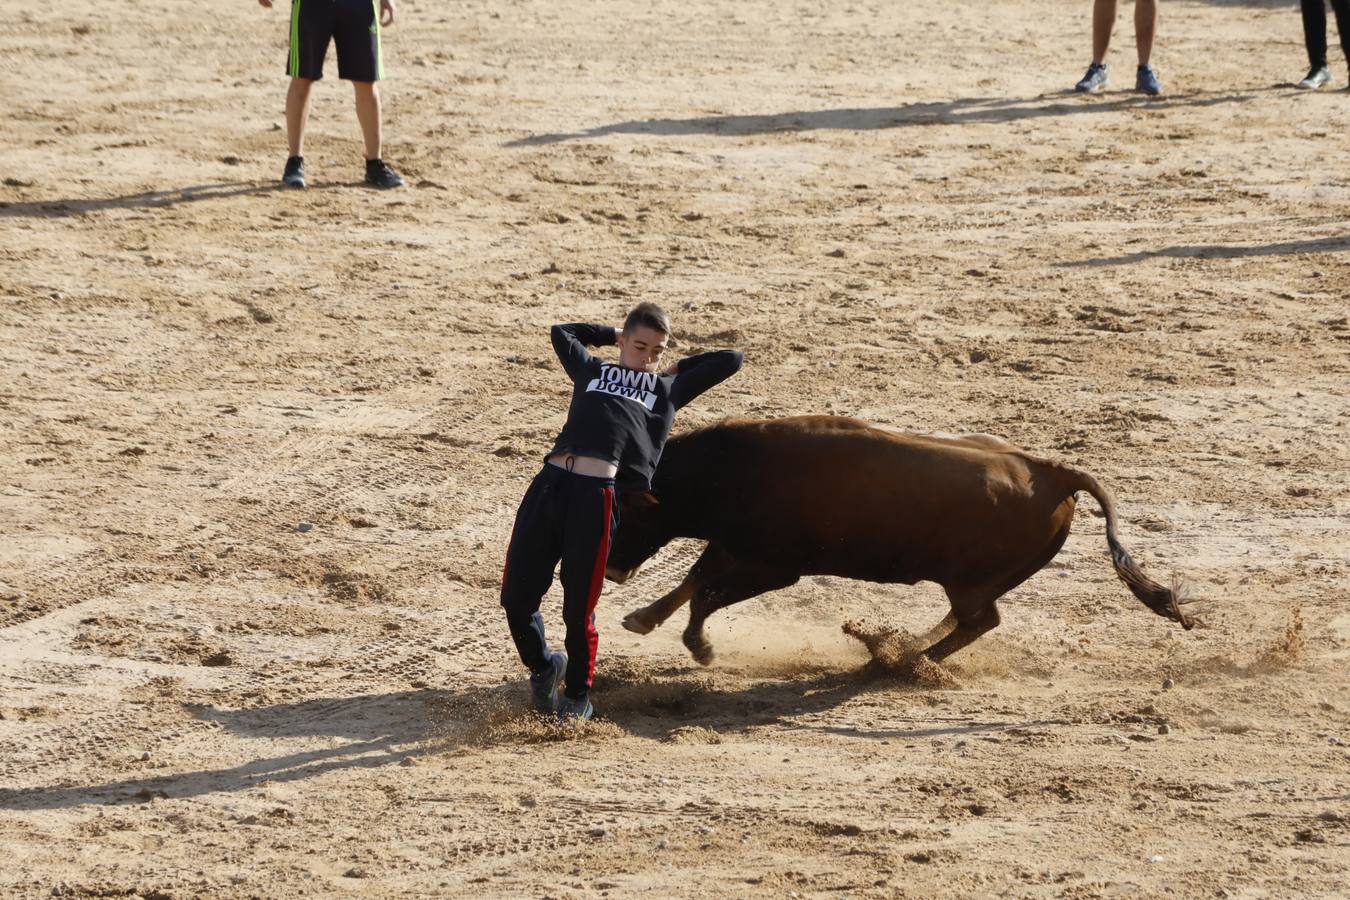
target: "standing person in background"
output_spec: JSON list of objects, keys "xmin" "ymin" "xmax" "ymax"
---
[
  {"xmin": 1297, "ymin": 0, "xmax": 1350, "ymax": 88},
  {"xmin": 257, "ymin": 0, "xmax": 405, "ymax": 189},
  {"xmin": 499, "ymin": 304, "xmax": 743, "ymax": 722},
  {"xmin": 1074, "ymin": 0, "xmax": 1164, "ymax": 96}
]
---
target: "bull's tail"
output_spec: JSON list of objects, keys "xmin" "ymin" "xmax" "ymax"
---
[{"xmin": 1060, "ymin": 465, "xmax": 1195, "ymax": 630}]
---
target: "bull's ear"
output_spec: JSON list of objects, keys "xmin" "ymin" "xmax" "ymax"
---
[{"xmin": 638, "ymin": 491, "xmax": 660, "ymax": 508}]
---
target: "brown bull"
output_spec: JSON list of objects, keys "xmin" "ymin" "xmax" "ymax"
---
[{"xmin": 604, "ymin": 415, "xmax": 1193, "ymax": 666}]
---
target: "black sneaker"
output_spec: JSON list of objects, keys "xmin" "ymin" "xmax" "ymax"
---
[
  {"xmin": 364, "ymin": 158, "xmax": 405, "ymax": 189},
  {"xmin": 282, "ymin": 156, "xmax": 306, "ymax": 189}
]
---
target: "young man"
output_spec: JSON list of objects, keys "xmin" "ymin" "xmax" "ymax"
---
[
  {"xmin": 1073, "ymin": 0, "xmax": 1163, "ymax": 96},
  {"xmin": 258, "ymin": 0, "xmax": 404, "ymax": 189},
  {"xmin": 1297, "ymin": 0, "xmax": 1350, "ymax": 88},
  {"xmin": 500, "ymin": 304, "xmax": 743, "ymax": 721}
]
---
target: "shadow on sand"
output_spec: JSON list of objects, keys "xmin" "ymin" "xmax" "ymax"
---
[
  {"xmin": 0, "ymin": 690, "xmax": 443, "ymax": 811},
  {"xmin": 0, "ymin": 182, "xmax": 287, "ymax": 219},
  {"xmin": 506, "ymin": 89, "xmax": 1269, "ymax": 147},
  {"xmin": 1059, "ymin": 233, "xmax": 1350, "ymax": 266},
  {"xmin": 0, "ymin": 660, "xmax": 1071, "ymax": 811}
]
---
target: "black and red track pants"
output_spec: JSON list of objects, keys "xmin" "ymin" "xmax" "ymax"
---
[{"xmin": 500, "ymin": 464, "xmax": 616, "ymax": 701}]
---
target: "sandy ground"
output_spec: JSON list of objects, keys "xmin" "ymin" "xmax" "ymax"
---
[{"xmin": 2, "ymin": 0, "xmax": 1349, "ymax": 896}]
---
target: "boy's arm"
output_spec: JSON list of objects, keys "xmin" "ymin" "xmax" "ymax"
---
[
  {"xmin": 668, "ymin": 350, "xmax": 744, "ymax": 408},
  {"xmin": 551, "ymin": 323, "xmax": 618, "ymax": 382}
]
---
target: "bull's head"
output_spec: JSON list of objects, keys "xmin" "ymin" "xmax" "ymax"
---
[{"xmin": 604, "ymin": 491, "xmax": 673, "ymax": 583}]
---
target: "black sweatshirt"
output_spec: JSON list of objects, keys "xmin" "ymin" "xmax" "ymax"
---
[{"xmin": 547, "ymin": 323, "xmax": 743, "ymax": 492}]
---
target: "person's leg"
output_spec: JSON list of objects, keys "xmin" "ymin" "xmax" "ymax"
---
[
  {"xmin": 282, "ymin": 0, "xmax": 331, "ymax": 182},
  {"xmin": 1134, "ymin": 0, "xmax": 1158, "ymax": 66},
  {"xmin": 1327, "ymin": 0, "xmax": 1350, "ymax": 68},
  {"xmin": 557, "ymin": 476, "xmax": 616, "ymax": 707},
  {"xmin": 286, "ymin": 77, "xmax": 316, "ymax": 158},
  {"xmin": 1302, "ymin": 0, "xmax": 1330, "ymax": 70},
  {"xmin": 501, "ymin": 469, "xmax": 565, "ymax": 675},
  {"xmin": 1075, "ymin": 0, "xmax": 1114, "ymax": 93},
  {"xmin": 333, "ymin": 0, "xmax": 382, "ymax": 159},
  {"xmin": 1093, "ymin": 0, "xmax": 1119, "ymax": 64},
  {"xmin": 333, "ymin": 0, "xmax": 401, "ymax": 185},
  {"xmin": 352, "ymin": 81, "xmax": 382, "ymax": 161}
]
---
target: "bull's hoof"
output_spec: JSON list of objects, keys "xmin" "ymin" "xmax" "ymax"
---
[
  {"xmin": 683, "ymin": 635, "xmax": 714, "ymax": 667},
  {"xmin": 621, "ymin": 610, "xmax": 655, "ymax": 635}
]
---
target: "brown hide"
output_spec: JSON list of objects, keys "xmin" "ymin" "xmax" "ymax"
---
[{"xmin": 613, "ymin": 416, "xmax": 1192, "ymax": 666}]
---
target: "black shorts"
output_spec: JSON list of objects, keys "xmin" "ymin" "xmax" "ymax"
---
[{"xmin": 286, "ymin": 0, "xmax": 384, "ymax": 82}]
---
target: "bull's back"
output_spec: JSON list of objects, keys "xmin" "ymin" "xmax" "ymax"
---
[{"xmin": 701, "ymin": 417, "xmax": 1071, "ymax": 583}]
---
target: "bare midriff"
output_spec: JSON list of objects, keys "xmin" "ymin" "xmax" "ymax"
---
[{"xmin": 547, "ymin": 452, "xmax": 618, "ymax": 479}]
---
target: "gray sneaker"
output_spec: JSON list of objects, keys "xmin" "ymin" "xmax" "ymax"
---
[
  {"xmin": 529, "ymin": 651, "xmax": 567, "ymax": 714},
  {"xmin": 1136, "ymin": 64, "xmax": 1163, "ymax": 96},
  {"xmin": 556, "ymin": 694, "xmax": 594, "ymax": 722},
  {"xmin": 1298, "ymin": 66, "xmax": 1331, "ymax": 89},
  {"xmin": 1075, "ymin": 62, "xmax": 1108, "ymax": 93}
]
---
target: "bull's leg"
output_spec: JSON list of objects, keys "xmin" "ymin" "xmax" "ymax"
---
[
  {"xmin": 622, "ymin": 543, "xmax": 734, "ymax": 636},
  {"xmin": 923, "ymin": 504, "xmax": 1075, "ymax": 663},
  {"xmin": 683, "ymin": 561, "xmax": 800, "ymax": 666},
  {"xmin": 921, "ymin": 594, "xmax": 1001, "ymax": 663},
  {"xmin": 621, "ymin": 581, "xmax": 694, "ymax": 635},
  {"xmin": 919, "ymin": 611, "xmax": 958, "ymax": 645}
]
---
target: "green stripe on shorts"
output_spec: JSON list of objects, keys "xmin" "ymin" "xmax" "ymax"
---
[
  {"xmin": 372, "ymin": 0, "xmax": 384, "ymax": 80},
  {"xmin": 289, "ymin": 0, "xmax": 302, "ymax": 77}
]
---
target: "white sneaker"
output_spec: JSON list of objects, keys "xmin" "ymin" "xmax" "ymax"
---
[{"xmin": 1298, "ymin": 66, "xmax": 1331, "ymax": 89}]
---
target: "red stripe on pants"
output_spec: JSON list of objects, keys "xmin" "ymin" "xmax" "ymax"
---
[{"xmin": 583, "ymin": 487, "xmax": 613, "ymax": 685}]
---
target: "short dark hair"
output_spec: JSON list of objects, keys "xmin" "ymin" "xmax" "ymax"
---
[{"xmin": 623, "ymin": 302, "xmax": 671, "ymax": 336}]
